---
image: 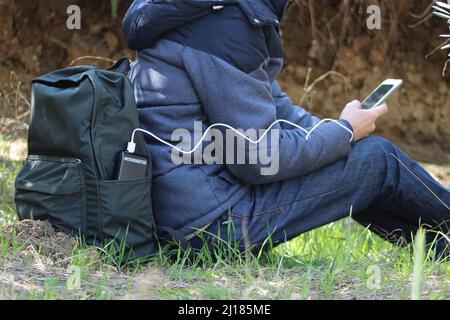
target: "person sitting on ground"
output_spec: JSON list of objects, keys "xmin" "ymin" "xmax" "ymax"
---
[{"xmin": 122, "ymin": 0, "xmax": 450, "ymax": 257}]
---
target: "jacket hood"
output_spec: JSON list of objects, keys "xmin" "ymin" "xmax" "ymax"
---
[{"xmin": 123, "ymin": 0, "xmax": 290, "ymax": 51}]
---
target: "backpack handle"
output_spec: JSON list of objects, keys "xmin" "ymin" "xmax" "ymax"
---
[{"xmin": 108, "ymin": 57, "xmax": 131, "ymax": 74}]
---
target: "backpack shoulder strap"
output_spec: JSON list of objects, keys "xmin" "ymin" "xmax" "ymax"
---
[{"xmin": 107, "ymin": 57, "xmax": 131, "ymax": 74}]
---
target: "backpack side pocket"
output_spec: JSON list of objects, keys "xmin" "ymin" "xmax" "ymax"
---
[
  {"xmin": 15, "ymin": 155, "xmax": 85, "ymax": 235},
  {"xmin": 98, "ymin": 176, "xmax": 155, "ymax": 259}
]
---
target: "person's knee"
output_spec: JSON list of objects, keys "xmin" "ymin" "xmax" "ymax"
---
[
  {"xmin": 355, "ymin": 135, "xmax": 398, "ymax": 157},
  {"xmin": 350, "ymin": 136, "xmax": 400, "ymax": 179}
]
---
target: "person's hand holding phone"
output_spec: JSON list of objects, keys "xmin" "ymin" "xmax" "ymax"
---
[{"xmin": 340, "ymin": 100, "xmax": 389, "ymax": 142}]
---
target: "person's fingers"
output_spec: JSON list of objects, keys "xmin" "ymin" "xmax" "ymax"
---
[
  {"xmin": 372, "ymin": 103, "xmax": 389, "ymax": 117},
  {"xmin": 347, "ymin": 100, "xmax": 362, "ymax": 109}
]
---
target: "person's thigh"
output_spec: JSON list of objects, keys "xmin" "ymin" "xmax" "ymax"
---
[{"xmin": 199, "ymin": 136, "xmax": 397, "ymax": 251}]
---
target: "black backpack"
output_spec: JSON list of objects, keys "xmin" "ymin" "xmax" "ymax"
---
[{"xmin": 14, "ymin": 59, "xmax": 157, "ymax": 260}]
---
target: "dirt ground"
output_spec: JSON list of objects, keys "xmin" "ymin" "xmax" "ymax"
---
[
  {"xmin": 0, "ymin": 0, "xmax": 449, "ymax": 163},
  {"xmin": 280, "ymin": 0, "xmax": 450, "ymax": 163},
  {"xmin": 0, "ymin": 219, "xmax": 129, "ymax": 299},
  {"xmin": 3, "ymin": 220, "xmax": 75, "ymax": 265},
  {"xmin": 426, "ymin": 164, "xmax": 450, "ymax": 185}
]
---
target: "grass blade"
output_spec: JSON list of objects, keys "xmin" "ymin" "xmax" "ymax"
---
[{"xmin": 411, "ymin": 228, "xmax": 426, "ymax": 300}]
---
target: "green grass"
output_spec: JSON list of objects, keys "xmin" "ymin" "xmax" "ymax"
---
[
  {"xmin": 111, "ymin": 0, "xmax": 120, "ymax": 18},
  {"xmin": 0, "ymin": 156, "xmax": 449, "ymax": 300}
]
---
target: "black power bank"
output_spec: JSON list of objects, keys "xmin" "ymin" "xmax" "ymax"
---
[{"xmin": 114, "ymin": 151, "xmax": 149, "ymax": 181}]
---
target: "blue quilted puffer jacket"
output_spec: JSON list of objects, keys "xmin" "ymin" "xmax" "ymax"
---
[{"xmin": 123, "ymin": 0, "xmax": 354, "ymax": 236}]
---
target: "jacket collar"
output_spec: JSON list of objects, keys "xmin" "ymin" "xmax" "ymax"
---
[
  {"xmin": 186, "ymin": 0, "xmax": 290, "ymax": 27},
  {"xmin": 234, "ymin": 0, "xmax": 290, "ymax": 27}
]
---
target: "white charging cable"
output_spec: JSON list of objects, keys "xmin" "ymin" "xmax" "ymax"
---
[{"xmin": 127, "ymin": 119, "xmax": 353, "ymax": 154}]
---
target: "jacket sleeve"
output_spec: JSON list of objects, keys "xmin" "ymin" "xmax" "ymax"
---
[
  {"xmin": 183, "ymin": 45, "xmax": 354, "ymax": 185},
  {"xmin": 272, "ymin": 81, "xmax": 321, "ymax": 129}
]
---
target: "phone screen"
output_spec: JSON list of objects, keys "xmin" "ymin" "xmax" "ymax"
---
[{"xmin": 361, "ymin": 84, "xmax": 394, "ymax": 109}]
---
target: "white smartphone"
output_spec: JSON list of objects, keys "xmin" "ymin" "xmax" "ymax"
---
[{"xmin": 361, "ymin": 79, "xmax": 403, "ymax": 109}]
